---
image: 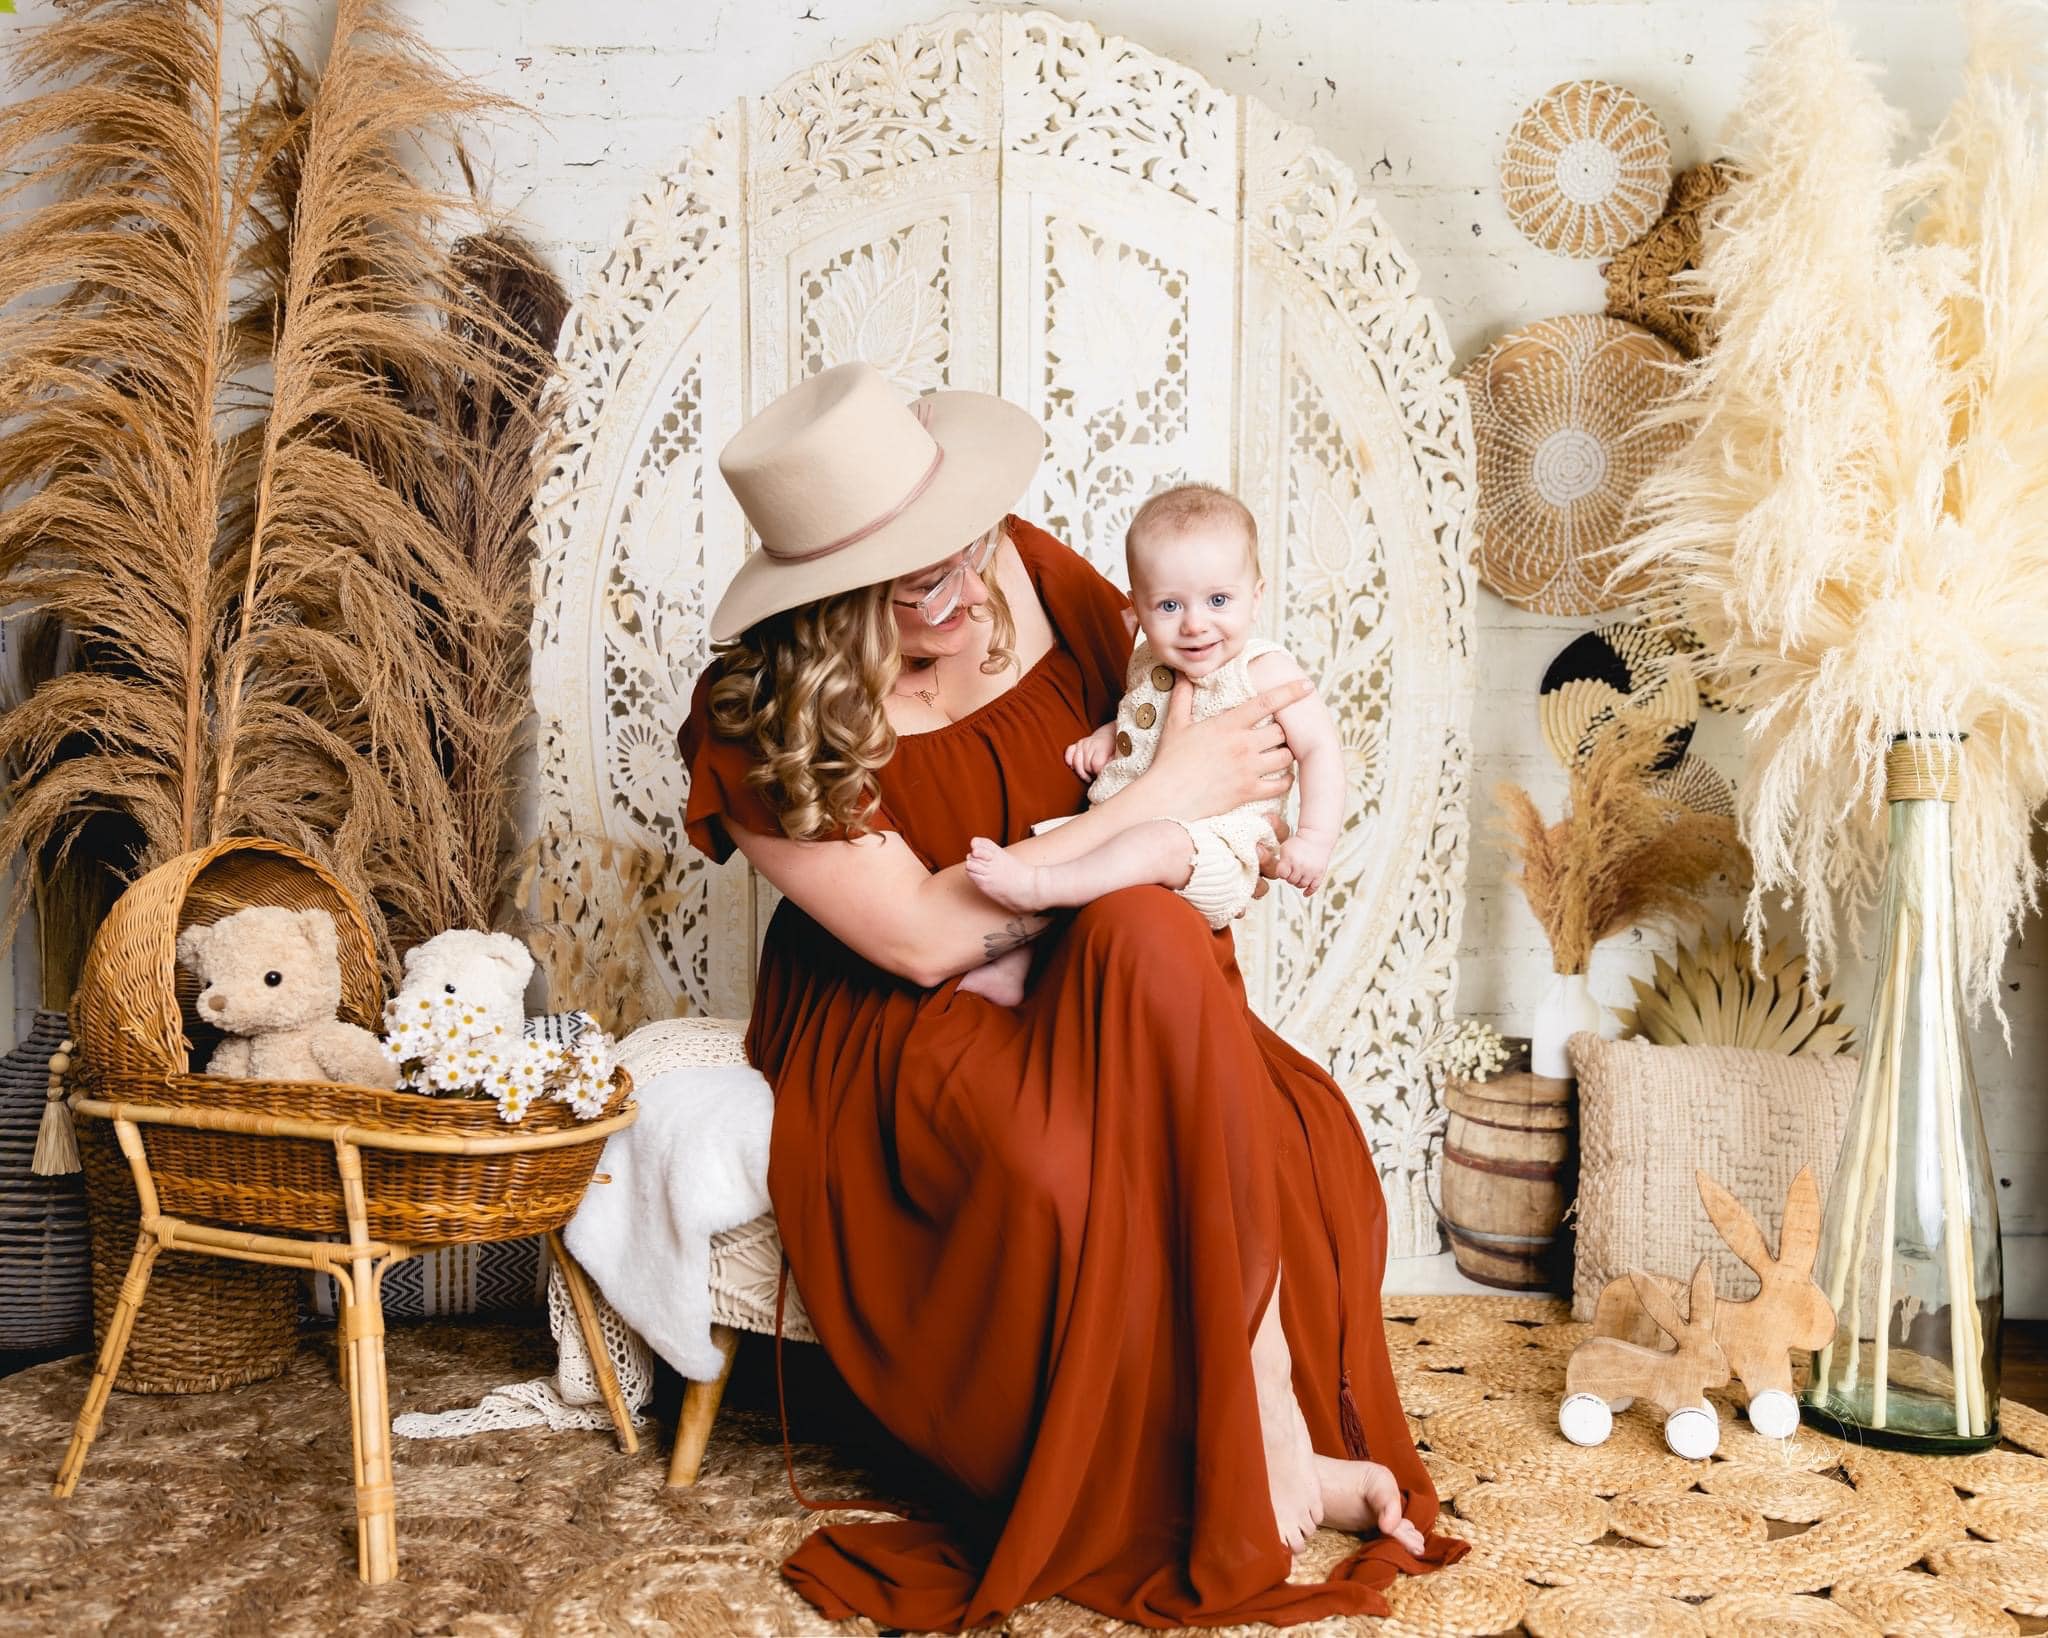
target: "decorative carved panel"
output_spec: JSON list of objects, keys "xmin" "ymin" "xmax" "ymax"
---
[{"xmin": 531, "ymin": 11, "xmax": 1477, "ymax": 1257}]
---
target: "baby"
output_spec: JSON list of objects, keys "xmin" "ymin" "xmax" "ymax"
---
[{"xmin": 963, "ymin": 483, "xmax": 1341, "ymax": 1000}]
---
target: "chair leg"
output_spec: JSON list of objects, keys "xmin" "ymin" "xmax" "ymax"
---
[
  {"xmin": 54, "ymin": 1231, "xmax": 160, "ymax": 1497},
  {"xmin": 547, "ymin": 1232, "xmax": 638, "ymax": 1455},
  {"xmin": 668, "ymin": 1323, "xmax": 740, "ymax": 1488},
  {"xmin": 343, "ymin": 1258, "xmax": 398, "ymax": 1584}
]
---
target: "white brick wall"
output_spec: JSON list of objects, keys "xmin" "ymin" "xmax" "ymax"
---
[{"xmin": 6, "ymin": 0, "xmax": 2040, "ymax": 1312}]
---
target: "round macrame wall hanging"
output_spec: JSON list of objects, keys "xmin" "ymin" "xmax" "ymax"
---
[
  {"xmin": 1501, "ymin": 80, "xmax": 1672, "ymax": 259},
  {"xmin": 1606, "ymin": 158, "xmax": 1740, "ymax": 358},
  {"xmin": 1538, "ymin": 622, "xmax": 1698, "ymax": 771},
  {"xmin": 1464, "ymin": 314, "xmax": 1687, "ymax": 614}
]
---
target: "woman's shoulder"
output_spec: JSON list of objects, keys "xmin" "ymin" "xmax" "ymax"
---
[{"xmin": 679, "ymin": 664, "xmax": 780, "ymax": 864}]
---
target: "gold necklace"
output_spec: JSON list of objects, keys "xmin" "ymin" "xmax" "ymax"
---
[{"xmin": 899, "ymin": 660, "xmax": 940, "ymax": 711}]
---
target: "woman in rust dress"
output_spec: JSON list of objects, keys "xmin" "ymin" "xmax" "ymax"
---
[{"xmin": 678, "ymin": 363, "xmax": 1466, "ymax": 1631}]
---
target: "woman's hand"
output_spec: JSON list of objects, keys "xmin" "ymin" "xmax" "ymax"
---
[{"xmin": 1139, "ymin": 676, "xmax": 1307, "ymax": 821}]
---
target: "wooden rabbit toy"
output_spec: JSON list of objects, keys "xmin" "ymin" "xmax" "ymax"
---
[
  {"xmin": 1561, "ymin": 1259, "xmax": 1730, "ymax": 1458},
  {"xmin": 1590, "ymin": 1167, "xmax": 1834, "ymax": 1440}
]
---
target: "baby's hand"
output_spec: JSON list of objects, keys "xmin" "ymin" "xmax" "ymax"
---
[
  {"xmin": 1274, "ymin": 833, "xmax": 1333, "ymax": 895},
  {"xmin": 1065, "ymin": 725, "xmax": 1117, "ymax": 781}
]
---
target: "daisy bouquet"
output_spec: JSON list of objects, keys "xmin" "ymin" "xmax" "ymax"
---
[{"xmin": 382, "ymin": 992, "xmax": 618, "ymax": 1125}]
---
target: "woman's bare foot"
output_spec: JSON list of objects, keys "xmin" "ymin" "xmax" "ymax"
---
[
  {"xmin": 964, "ymin": 837, "xmax": 1049, "ymax": 914},
  {"xmin": 1252, "ymin": 1269, "xmax": 1323, "ymax": 1555},
  {"xmin": 958, "ymin": 946, "xmax": 1030, "ymax": 1006},
  {"xmin": 1314, "ymin": 1455, "xmax": 1425, "ymax": 1554}
]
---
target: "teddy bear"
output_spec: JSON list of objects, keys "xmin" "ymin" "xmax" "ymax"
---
[
  {"xmin": 383, "ymin": 929, "xmax": 615, "ymax": 1122},
  {"xmin": 176, "ymin": 906, "xmax": 400, "ymax": 1087}
]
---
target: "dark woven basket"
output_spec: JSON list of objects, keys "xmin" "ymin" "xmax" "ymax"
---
[{"xmin": 0, "ymin": 1010, "xmax": 91, "ymax": 1353}]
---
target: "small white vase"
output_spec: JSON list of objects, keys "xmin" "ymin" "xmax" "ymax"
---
[{"xmin": 1532, "ymin": 971, "xmax": 1605, "ymax": 1079}]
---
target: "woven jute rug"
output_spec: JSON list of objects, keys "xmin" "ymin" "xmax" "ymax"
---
[{"xmin": 4, "ymin": 1294, "xmax": 2046, "ymax": 1636}]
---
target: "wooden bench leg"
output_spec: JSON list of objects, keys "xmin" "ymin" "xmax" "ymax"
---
[
  {"xmin": 54, "ymin": 1230, "xmax": 160, "ymax": 1497},
  {"xmin": 667, "ymin": 1323, "xmax": 740, "ymax": 1487},
  {"xmin": 546, "ymin": 1232, "xmax": 638, "ymax": 1455}
]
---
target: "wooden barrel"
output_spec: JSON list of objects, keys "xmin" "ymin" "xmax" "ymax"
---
[{"xmin": 1437, "ymin": 1072, "xmax": 1575, "ymax": 1290}]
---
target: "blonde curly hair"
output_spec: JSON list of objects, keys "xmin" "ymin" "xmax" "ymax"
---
[{"xmin": 705, "ymin": 531, "xmax": 1019, "ymax": 842}]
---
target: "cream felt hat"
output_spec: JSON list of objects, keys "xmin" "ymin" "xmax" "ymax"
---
[{"xmin": 710, "ymin": 362, "xmax": 1046, "ymax": 641}]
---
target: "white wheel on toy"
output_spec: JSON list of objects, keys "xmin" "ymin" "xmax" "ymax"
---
[
  {"xmin": 1559, "ymin": 1392, "xmax": 1613, "ymax": 1447},
  {"xmin": 1664, "ymin": 1402, "xmax": 1719, "ymax": 1459},
  {"xmin": 1746, "ymin": 1388, "xmax": 1800, "ymax": 1440}
]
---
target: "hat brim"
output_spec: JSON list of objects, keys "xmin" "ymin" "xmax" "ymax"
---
[{"xmin": 708, "ymin": 390, "xmax": 1046, "ymax": 643}]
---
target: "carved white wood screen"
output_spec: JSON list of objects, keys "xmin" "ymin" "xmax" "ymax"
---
[{"xmin": 531, "ymin": 11, "xmax": 1477, "ymax": 1257}]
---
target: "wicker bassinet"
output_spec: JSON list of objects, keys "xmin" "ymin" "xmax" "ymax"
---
[
  {"xmin": 59, "ymin": 837, "xmax": 637, "ymax": 1583},
  {"xmin": 68, "ymin": 838, "xmax": 630, "ymax": 1387}
]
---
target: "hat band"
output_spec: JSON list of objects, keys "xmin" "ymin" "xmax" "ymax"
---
[{"xmin": 758, "ymin": 398, "xmax": 945, "ymax": 565}]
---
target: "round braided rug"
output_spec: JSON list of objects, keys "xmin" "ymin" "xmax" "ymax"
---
[
  {"xmin": 1966, "ymin": 1491, "xmax": 2048, "ymax": 1552},
  {"xmin": 1608, "ymin": 1489, "xmax": 1769, "ymax": 1551},
  {"xmin": 1381, "ymin": 1563, "xmax": 1529, "ymax": 1636},
  {"xmin": 1500, "ymin": 80, "xmax": 1672, "ymax": 259},
  {"xmin": 1525, "ymin": 1584, "xmax": 1708, "ymax": 1637},
  {"xmin": 1831, "ymin": 1569, "xmax": 2021, "ymax": 1637},
  {"xmin": 1462, "ymin": 314, "xmax": 1687, "ymax": 614},
  {"xmin": 1455, "ymin": 1481, "xmax": 1613, "ymax": 1545},
  {"xmin": 1695, "ymin": 1461, "xmax": 1857, "ymax": 1523},
  {"xmin": 5, "ymin": 1296, "xmax": 2046, "ymax": 1636},
  {"xmin": 1948, "ymin": 1447, "xmax": 2048, "ymax": 1496},
  {"xmin": 1695, "ymin": 1591, "xmax": 1881, "ymax": 1634},
  {"xmin": 1927, "ymin": 1541, "xmax": 2048, "ymax": 1618},
  {"xmin": 2001, "ymin": 1397, "xmax": 2048, "ymax": 1456}
]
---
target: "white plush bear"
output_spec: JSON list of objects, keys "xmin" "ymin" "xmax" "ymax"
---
[
  {"xmin": 177, "ymin": 906, "xmax": 399, "ymax": 1087},
  {"xmin": 387, "ymin": 929, "xmax": 535, "ymax": 1054}
]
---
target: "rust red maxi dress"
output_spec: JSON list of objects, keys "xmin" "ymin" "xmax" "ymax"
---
[{"xmin": 679, "ymin": 519, "xmax": 1467, "ymax": 1631}]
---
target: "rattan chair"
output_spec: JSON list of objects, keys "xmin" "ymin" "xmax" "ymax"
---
[{"xmin": 53, "ymin": 839, "xmax": 639, "ymax": 1585}]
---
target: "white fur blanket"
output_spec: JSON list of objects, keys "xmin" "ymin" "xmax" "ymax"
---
[
  {"xmin": 561, "ymin": 1059, "xmax": 774, "ymax": 1380},
  {"xmin": 394, "ymin": 1034, "xmax": 774, "ymax": 1440}
]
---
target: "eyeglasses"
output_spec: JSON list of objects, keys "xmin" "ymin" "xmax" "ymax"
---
[{"xmin": 891, "ymin": 526, "xmax": 1002, "ymax": 627}]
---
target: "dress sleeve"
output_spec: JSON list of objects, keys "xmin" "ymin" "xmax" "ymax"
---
[
  {"xmin": 677, "ymin": 665, "xmax": 784, "ymax": 864},
  {"xmin": 677, "ymin": 663, "xmax": 904, "ymax": 863},
  {"xmin": 1004, "ymin": 515, "xmax": 1135, "ymax": 726}
]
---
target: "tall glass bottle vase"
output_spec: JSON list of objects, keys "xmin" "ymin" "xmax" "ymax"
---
[{"xmin": 1805, "ymin": 737, "xmax": 2002, "ymax": 1451}]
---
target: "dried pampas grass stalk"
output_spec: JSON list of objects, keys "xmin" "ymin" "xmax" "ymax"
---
[
  {"xmin": 1616, "ymin": 0, "xmax": 2048, "ymax": 1015},
  {"xmin": 1497, "ymin": 718, "xmax": 1750, "ymax": 976},
  {"xmin": 511, "ymin": 830, "xmax": 681, "ymax": 1036},
  {"xmin": 0, "ymin": 1, "xmax": 254, "ymax": 894},
  {"xmin": 213, "ymin": 0, "xmax": 520, "ymax": 961}
]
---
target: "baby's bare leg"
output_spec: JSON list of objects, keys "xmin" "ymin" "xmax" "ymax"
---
[
  {"xmin": 957, "ymin": 946, "xmax": 1031, "ymax": 1006},
  {"xmin": 964, "ymin": 821, "xmax": 1193, "ymax": 915}
]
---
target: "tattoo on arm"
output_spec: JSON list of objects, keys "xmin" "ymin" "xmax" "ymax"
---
[{"xmin": 983, "ymin": 915, "xmax": 1050, "ymax": 961}]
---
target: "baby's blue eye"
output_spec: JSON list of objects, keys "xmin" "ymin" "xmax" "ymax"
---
[
  {"xmin": 1157, "ymin": 599, "xmax": 1179, "ymax": 613},
  {"xmin": 1208, "ymin": 593, "xmax": 1230, "ymax": 608}
]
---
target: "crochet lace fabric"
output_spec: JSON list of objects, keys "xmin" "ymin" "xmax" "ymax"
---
[{"xmin": 393, "ymin": 1259, "xmax": 652, "ymax": 1439}]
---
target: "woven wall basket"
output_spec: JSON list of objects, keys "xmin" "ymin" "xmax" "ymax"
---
[
  {"xmin": 1537, "ymin": 622, "xmax": 1698, "ymax": 770},
  {"xmin": 1501, "ymin": 80, "xmax": 1671, "ymax": 259},
  {"xmin": 1605, "ymin": 158, "xmax": 1739, "ymax": 358},
  {"xmin": 1463, "ymin": 314, "xmax": 1686, "ymax": 614}
]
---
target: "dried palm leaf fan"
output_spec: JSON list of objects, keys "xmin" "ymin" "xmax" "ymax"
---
[
  {"xmin": 1462, "ymin": 315, "xmax": 1689, "ymax": 614},
  {"xmin": 1538, "ymin": 623, "xmax": 1699, "ymax": 770},
  {"xmin": 1501, "ymin": 80, "xmax": 1673, "ymax": 258},
  {"xmin": 1619, "ymin": 925, "xmax": 1853, "ymax": 1055},
  {"xmin": 1613, "ymin": 0, "xmax": 2048, "ymax": 1450},
  {"xmin": 1648, "ymin": 754, "xmax": 1737, "ymax": 819},
  {"xmin": 1605, "ymin": 159, "xmax": 1742, "ymax": 357}
]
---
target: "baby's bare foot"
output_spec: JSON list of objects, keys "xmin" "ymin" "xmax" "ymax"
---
[
  {"xmin": 1314, "ymin": 1455, "xmax": 1425, "ymax": 1554},
  {"xmin": 964, "ymin": 837, "xmax": 1049, "ymax": 913},
  {"xmin": 958, "ymin": 947, "xmax": 1030, "ymax": 1006}
]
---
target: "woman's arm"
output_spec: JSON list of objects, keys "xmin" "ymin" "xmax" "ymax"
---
[{"xmin": 732, "ymin": 675, "xmax": 1313, "ymax": 986}]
